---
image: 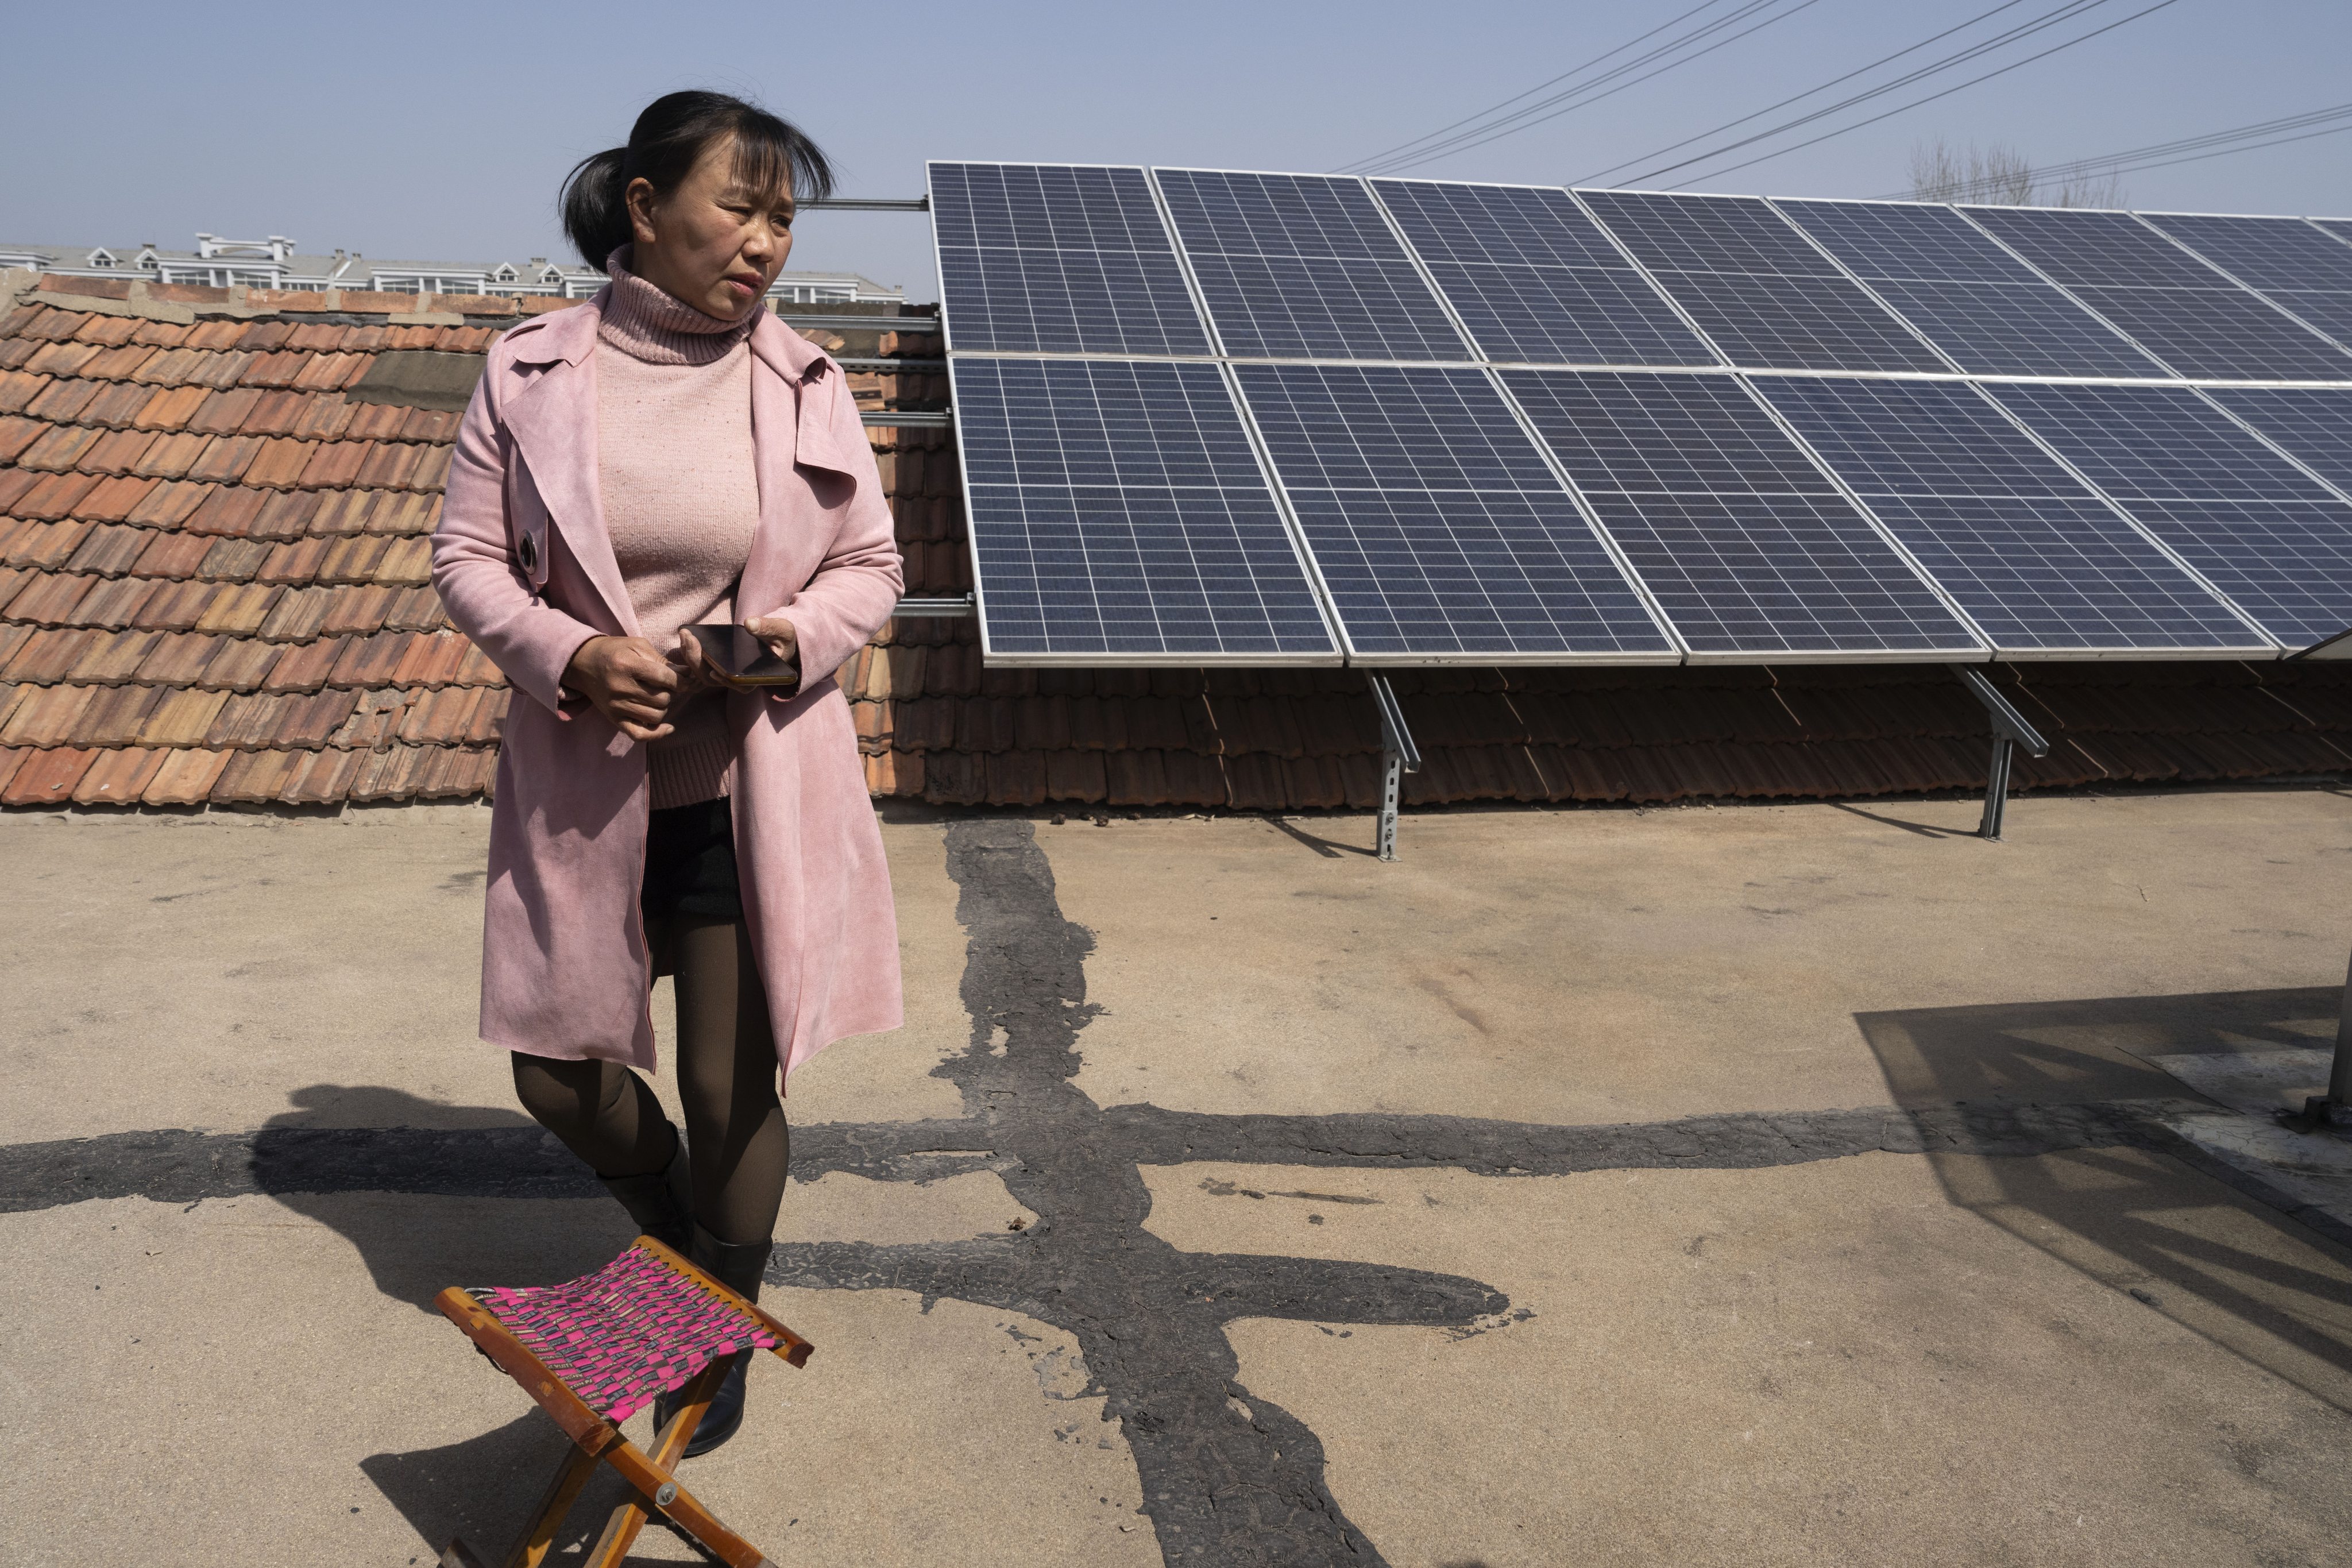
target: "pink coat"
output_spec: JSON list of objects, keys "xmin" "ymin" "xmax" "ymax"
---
[{"xmin": 430, "ymin": 292, "xmax": 905, "ymax": 1080}]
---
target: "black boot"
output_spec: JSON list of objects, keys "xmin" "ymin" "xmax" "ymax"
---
[
  {"xmin": 655, "ymin": 1221, "xmax": 774, "ymax": 1458},
  {"xmin": 594, "ymin": 1124, "xmax": 692, "ymax": 1254}
]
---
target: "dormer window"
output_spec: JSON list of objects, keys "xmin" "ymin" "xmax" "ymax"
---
[
  {"xmin": 491, "ymin": 264, "xmax": 517, "ymax": 283},
  {"xmin": 87, "ymin": 248, "xmax": 117, "ymax": 269}
]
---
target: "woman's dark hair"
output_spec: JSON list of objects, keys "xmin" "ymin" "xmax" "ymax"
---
[{"xmin": 561, "ymin": 91, "xmax": 835, "ymax": 271}]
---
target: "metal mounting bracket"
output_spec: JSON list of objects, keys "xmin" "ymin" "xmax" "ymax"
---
[
  {"xmin": 1367, "ymin": 674, "xmax": 1422, "ymax": 862},
  {"xmin": 1951, "ymin": 666, "xmax": 2049, "ymax": 842},
  {"xmin": 2304, "ymin": 945, "xmax": 2352, "ymax": 1131}
]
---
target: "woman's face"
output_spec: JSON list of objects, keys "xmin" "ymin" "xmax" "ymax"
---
[{"xmin": 627, "ymin": 134, "xmax": 794, "ymax": 319}]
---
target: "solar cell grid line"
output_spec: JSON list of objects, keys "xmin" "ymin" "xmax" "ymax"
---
[
  {"xmin": 2129, "ymin": 212, "xmax": 2352, "ymax": 356},
  {"xmin": 950, "ymin": 357, "xmax": 1338, "ymax": 662},
  {"xmin": 1152, "ymin": 168, "xmax": 1470, "ymax": 361},
  {"xmin": 2203, "ymin": 385, "xmax": 2352, "ymax": 497},
  {"xmin": 1772, "ymin": 198, "xmax": 2168, "ymax": 380},
  {"xmin": 1231, "ymin": 362, "xmax": 1677, "ymax": 661},
  {"xmin": 926, "ymin": 162, "xmax": 1212, "ymax": 357},
  {"xmin": 1753, "ymin": 375, "xmax": 2273, "ymax": 655},
  {"xmin": 1365, "ymin": 179, "xmax": 1721, "ymax": 368},
  {"xmin": 1500, "ymin": 369, "xmax": 1984, "ymax": 658},
  {"xmin": 1573, "ymin": 189, "xmax": 1955, "ymax": 374},
  {"xmin": 1985, "ymin": 381, "xmax": 2352, "ymax": 648},
  {"xmin": 1957, "ymin": 204, "xmax": 2352, "ymax": 383}
]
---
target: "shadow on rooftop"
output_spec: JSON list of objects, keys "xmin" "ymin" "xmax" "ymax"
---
[{"xmin": 1857, "ymin": 987, "xmax": 2352, "ymax": 1411}]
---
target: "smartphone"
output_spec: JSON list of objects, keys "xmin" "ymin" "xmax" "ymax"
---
[{"xmin": 686, "ymin": 624, "xmax": 799, "ymax": 688}]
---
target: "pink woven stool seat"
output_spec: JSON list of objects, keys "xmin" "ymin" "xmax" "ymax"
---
[{"xmin": 477, "ymin": 1245, "xmax": 781, "ymax": 1423}]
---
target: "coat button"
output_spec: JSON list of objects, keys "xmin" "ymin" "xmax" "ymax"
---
[{"xmin": 518, "ymin": 534, "xmax": 536, "ymax": 572}]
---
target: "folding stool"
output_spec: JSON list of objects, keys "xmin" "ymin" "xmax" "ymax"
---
[{"xmin": 434, "ymin": 1235, "xmax": 811, "ymax": 1568}]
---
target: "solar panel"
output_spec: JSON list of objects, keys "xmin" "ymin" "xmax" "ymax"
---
[
  {"xmin": 1368, "ymin": 180, "xmax": 1718, "ymax": 367},
  {"xmin": 1575, "ymin": 190, "xmax": 1952, "ymax": 373},
  {"xmin": 1233, "ymin": 362, "xmax": 1673, "ymax": 658},
  {"xmin": 1153, "ymin": 169, "xmax": 1469, "ymax": 360},
  {"xmin": 2138, "ymin": 212, "xmax": 2352, "ymax": 353},
  {"xmin": 927, "ymin": 163, "xmax": 1211, "ymax": 357},
  {"xmin": 1755, "ymin": 376, "xmax": 2269, "ymax": 652},
  {"xmin": 1986, "ymin": 382, "xmax": 2352, "ymax": 646},
  {"xmin": 1777, "ymin": 199, "xmax": 2165, "ymax": 378},
  {"xmin": 952, "ymin": 357, "xmax": 1336, "ymax": 659},
  {"xmin": 1499, "ymin": 370, "xmax": 1979, "ymax": 656},
  {"xmin": 1964, "ymin": 206, "xmax": 2352, "ymax": 381},
  {"xmin": 2202, "ymin": 386, "xmax": 2352, "ymax": 495}
]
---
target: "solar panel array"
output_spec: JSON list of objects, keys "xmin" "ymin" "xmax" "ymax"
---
[{"xmin": 929, "ymin": 162, "xmax": 2352, "ymax": 666}]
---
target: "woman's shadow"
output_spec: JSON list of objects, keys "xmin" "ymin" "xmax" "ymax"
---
[{"xmin": 258, "ymin": 1084, "xmax": 659, "ymax": 1559}]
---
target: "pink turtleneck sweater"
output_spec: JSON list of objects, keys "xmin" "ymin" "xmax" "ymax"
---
[{"xmin": 595, "ymin": 251, "xmax": 762, "ymax": 809}]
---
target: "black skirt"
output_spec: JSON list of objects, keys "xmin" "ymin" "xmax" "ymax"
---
[{"xmin": 640, "ymin": 797, "xmax": 744, "ymax": 924}]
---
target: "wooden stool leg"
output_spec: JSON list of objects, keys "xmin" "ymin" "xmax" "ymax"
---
[
  {"xmin": 503, "ymin": 1440, "xmax": 603, "ymax": 1568},
  {"xmin": 581, "ymin": 1360, "xmax": 728, "ymax": 1568}
]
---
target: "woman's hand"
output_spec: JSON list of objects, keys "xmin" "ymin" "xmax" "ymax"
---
[
  {"xmin": 746, "ymin": 615, "xmax": 799, "ymax": 673},
  {"xmin": 685, "ymin": 616, "xmax": 800, "ymax": 693},
  {"xmin": 562, "ymin": 635, "xmax": 679, "ymax": 741}
]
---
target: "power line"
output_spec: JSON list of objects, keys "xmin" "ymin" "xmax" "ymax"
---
[
  {"xmin": 1609, "ymin": 0, "xmax": 2125, "ymax": 188},
  {"xmin": 1341, "ymin": 0, "xmax": 1825, "ymax": 178},
  {"xmin": 1575, "ymin": 0, "xmax": 2040, "ymax": 184},
  {"xmin": 1330, "ymin": 0, "xmax": 1735, "ymax": 177},
  {"xmin": 1652, "ymin": 0, "xmax": 2185, "ymax": 190},
  {"xmin": 1866, "ymin": 101, "xmax": 2352, "ymax": 198}
]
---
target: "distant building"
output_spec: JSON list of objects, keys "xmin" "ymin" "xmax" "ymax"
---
[{"xmin": 0, "ymin": 232, "xmax": 902, "ymax": 306}]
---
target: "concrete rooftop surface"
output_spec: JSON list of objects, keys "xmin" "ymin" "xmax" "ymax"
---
[{"xmin": 5, "ymin": 789, "xmax": 2352, "ymax": 1566}]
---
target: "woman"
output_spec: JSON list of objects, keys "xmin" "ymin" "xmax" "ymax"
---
[{"xmin": 431, "ymin": 90, "xmax": 903, "ymax": 1455}]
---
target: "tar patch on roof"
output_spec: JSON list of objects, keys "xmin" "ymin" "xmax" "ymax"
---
[{"xmin": 347, "ymin": 352, "xmax": 485, "ymax": 413}]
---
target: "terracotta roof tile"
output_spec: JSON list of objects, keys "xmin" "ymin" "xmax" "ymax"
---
[
  {"xmin": 82, "ymin": 381, "xmax": 157, "ymax": 430},
  {"xmin": 128, "ymin": 347, "xmax": 206, "ymax": 387},
  {"xmin": 261, "ymin": 633, "xmax": 347, "ymax": 692},
  {"xmin": 237, "ymin": 350, "xmax": 305, "ymax": 389},
  {"xmin": 300, "ymin": 439, "xmax": 370, "ymax": 491},
  {"xmin": 191, "ymin": 387, "xmax": 264, "ymax": 436},
  {"xmin": 69, "ymin": 315, "xmax": 140, "ymax": 348},
  {"xmin": 449, "ymin": 639, "xmax": 500, "ymax": 682},
  {"xmin": 291, "ymin": 394, "xmax": 356, "ymax": 442},
  {"xmin": 26, "ymin": 342, "xmax": 102, "ymax": 379},
  {"xmin": 130, "ymin": 321, "xmax": 192, "ymax": 349},
  {"xmin": 130, "ymin": 431, "xmax": 207, "ymax": 480},
  {"xmin": 63, "ymin": 523, "xmax": 149, "ymax": 577},
  {"xmin": 250, "ymin": 489, "xmax": 321, "ymax": 540},
  {"xmin": 258, "ymin": 536, "xmax": 327, "ymax": 584},
  {"xmin": 182, "ymin": 485, "xmax": 265, "ymax": 538},
  {"xmin": 330, "ymin": 631, "xmax": 412, "ymax": 688},
  {"xmin": 187, "ymin": 434, "xmax": 265, "ymax": 485},
  {"xmin": 137, "ymin": 686, "xmax": 231, "ymax": 747},
  {"xmin": 348, "ymin": 743, "xmax": 431, "ymax": 802},
  {"xmin": 0, "ymin": 418, "xmax": 44, "ymax": 465},
  {"xmin": 242, "ymin": 436, "xmax": 317, "ymax": 490},
  {"xmin": 367, "ymin": 493, "xmax": 437, "ymax": 535},
  {"xmin": 68, "ymin": 682, "xmax": 164, "ymax": 746},
  {"xmin": 399, "ymin": 408, "xmax": 461, "ymax": 443},
  {"xmin": 128, "ymin": 578, "xmax": 217, "ymax": 632},
  {"xmin": 67, "ymin": 629, "xmax": 165, "ymax": 681},
  {"xmin": 0, "ymin": 372, "xmax": 52, "ymax": 415},
  {"xmin": 357, "ymin": 441, "xmax": 426, "ymax": 491},
  {"xmin": 5, "ymin": 519, "xmax": 90, "ymax": 569},
  {"xmin": 70, "ymin": 574, "xmax": 163, "ymax": 630},
  {"xmin": 280, "ymin": 745, "xmax": 365, "ymax": 804},
  {"xmin": 140, "ymin": 746, "xmax": 229, "ymax": 805},
  {"xmin": 343, "ymin": 403, "xmax": 407, "ymax": 442},
  {"xmin": 131, "ymin": 384, "xmax": 210, "ymax": 431},
  {"xmin": 210, "ymin": 746, "xmax": 302, "ymax": 802},
  {"xmin": 389, "ymin": 629, "xmax": 468, "ymax": 689},
  {"xmin": 1, "ymin": 745, "xmax": 96, "ymax": 805},
  {"xmin": 123, "ymin": 478, "xmax": 210, "ymax": 528},
  {"xmin": 204, "ymin": 692, "xmax": 285, "ymax": 750},
  {"xmin": 314, "ymin": 534, "xmax": 388, "ymax": 585},
  {"xmin": 18, "ymin": 423, "xmax": 102, "ymax": 473},
  {"xmin": 372, "ymin": 535, "xmax": 432, "ymax": 586},
  {"xmin": 298, "ymin": 352, "xmax": 370, "ymax": 392},
  {"xmin": 180, "ymin": 321, "xmax": 244, "ymax": 351},
  {"xmin": 196, "ymin": 537, "xmax": 270, "ymax": 582},
  {"xmin": 21, "ymin": 310, "xmax": 93, "ymax": 342},
  {"xmin": 468, "ymin": 688, "xmax": 509, "ymax": 744},
  {"xmin": 133, "ymin": 632, "xmax": 226, "ymax": 687},
  {"xmin": 4, "ymin": 627, "xmax": 98, "ymax": 682},
  {"xmin": 84, "ymin": 344, "xmax": 160, "ymax": 381},
  {"xmin": 1, "ymin": 568, "xmax": 87, "ymax": 625},
  {"xmin": 256, "ymin": 585, "xmax": 335, "ymax": 643},
  {"xmin": 78, "ymin": 429, "xmax": 159, "ymax": 476},
  {"xmin": 131, "ymin": 531, "xmax": 211, "ymax": 580},
  {"xmin": 323, "ymin": 584, "xmax": 397, "ymax": 636},
  {"xmin": 400, "ymin": 685, "xmax": 487, "ymax": 744},
  {"xmin": 195, "ymin": 582, "xmax": 281, "ymax": 635},
  {"xmin": 71, "ymin": 746, "xmax": 167, "ymax": 806},
  {"xmin": 273, "ymin": 688, "xmax": 359, "ymax": 748},
  {"xmin": 330, "ymin": 688, "xmax": 412, "ymax": 749},
  {"xmin": 1, "ymin": 682, "xmax": 96, "ymax": 746},
  {"xmin": 195, "ymin": 636, "xmax": 281, "ymax": 692},
  {"xmin": 418, "ymin": 746, "xmax": 497, "ymax": 799}
]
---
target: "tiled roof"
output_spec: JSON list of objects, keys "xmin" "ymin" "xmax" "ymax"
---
[{"xmin": 3, "ymin": 269, "xmax": 2347, "ymax": 814}]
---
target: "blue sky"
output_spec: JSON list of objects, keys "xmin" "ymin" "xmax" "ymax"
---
[{"xmin": 6, "ymin": 1, "xmax": 2349, "ymax": 299}]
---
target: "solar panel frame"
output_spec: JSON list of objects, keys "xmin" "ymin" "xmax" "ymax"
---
[
  {"xmin": 1754, "ymin": 375, "xmax": 2275, "ymax": 656},
  {"xmin": 2202, "ymin": 385, "xmax": 2352, "ymax": 497},
  {"xmin": 1573, "ymin": 189, "xmax": 1959, "ymax": 374},
  {"xmin": 2135, "ymin": 210, "xmax": 2352, "ymax": 356},
  {"xmin": 1366, "ymin": 178, "xmax": 1722, "ymax": 368},
  {"xmin": 1232, "ymin": 361, "xmax": 1679, "ymax": 663},
  {"xmin": 1772, "ymin": 197, "xmax": 2171, "ymax": 380},
  {"xmin": 1500, "ymin": 368, "xmax": 1987, "ymax": 659},
  {"xmin": 1983, "ymin": 381, "xmax": 2352, "ymax": 647},
  {"xmin": 1958, "ymin": 204, "xmax": 2352, "ymax": 382},
  {"xmin": 949, "ymin": 356, "xmax": 1341, "ymax": 664},
  {"xmin": 925, "ymin": 161, "xmax": 1214, "ymax": 358},
  {"xmin": 1152, "ymin": 168, "xmax": 1473, "ymax": 362}
]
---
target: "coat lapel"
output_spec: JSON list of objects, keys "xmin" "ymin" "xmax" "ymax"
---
[
  {"xmin": 500, "ymin": 298, "xmax": 639, "ymax": 638},
  {"xmin": 741, "ymin": 314, "xmax": 858, "ymax": 616}
]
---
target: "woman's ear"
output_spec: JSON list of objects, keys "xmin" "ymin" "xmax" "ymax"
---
[{"xmin": 625, "ymin": 175, "xmax": 659, "ymax": 246}]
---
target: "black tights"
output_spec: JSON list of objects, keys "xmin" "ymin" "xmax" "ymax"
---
[{"xmin": 511, "ymin": 916, "xmax": 789, "ymax": 1246}]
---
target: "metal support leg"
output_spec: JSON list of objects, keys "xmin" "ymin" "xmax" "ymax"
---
[
  {"xmin": 2304, "ymin": 944, "xmax": 2352, "ymax": 1130},
  {"xmin": 1366, "ymin": 674, "xmax": 1420, "ymax": 863},
  {"xmin": 1952, "ymin": 667, "xmax": 2048, "ymax": 843}
]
